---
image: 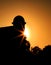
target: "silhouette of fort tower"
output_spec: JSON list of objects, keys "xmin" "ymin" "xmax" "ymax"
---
[
  {"xmin": 0, "ymin": 15, "xmax": 27, "ymax": 64},
  {"xmin": 0, "ymin": 15, "xmax": 26, "ymax": 41}
]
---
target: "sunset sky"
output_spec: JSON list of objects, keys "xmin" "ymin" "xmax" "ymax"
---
[{"xmin": 0, "ymin": 0, "xmax": 51, "ymax": 49}]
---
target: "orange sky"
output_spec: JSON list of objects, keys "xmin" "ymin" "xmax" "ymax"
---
[{"xmin": 0, "ymin": 0, "xmax": 51, "ymax": 49}]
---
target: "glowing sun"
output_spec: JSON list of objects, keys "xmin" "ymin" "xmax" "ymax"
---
[{"xmin": 24, "ymin": 27, "xmax": 30, "ymax": 39}]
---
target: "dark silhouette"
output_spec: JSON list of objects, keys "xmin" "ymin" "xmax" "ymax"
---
[
  {"xmin": 32, "ymin": 46, "xmax": 42, "ymax": 55},
  {"xmin": 31, "ymin": 45, "xmax": 51, "ymax": 65},
  {"xmin": 0, "ymin": 15, "xmax": 27, "ymax": 64},
  {"xmin": 0, "ymin": 15, "xmax": 26, "ymax": 40},
  {"xmin": 42, "ymin": 45, "xmax": 51, "ymax": 65},
  {"xmin": 0, "ymin": 16, "xmax": 51, "ymax": 65}
]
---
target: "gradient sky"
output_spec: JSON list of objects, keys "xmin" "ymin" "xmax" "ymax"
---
[{"xmin": 0, "ymin": 0, "xmax": 51, "ymax": 49}]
